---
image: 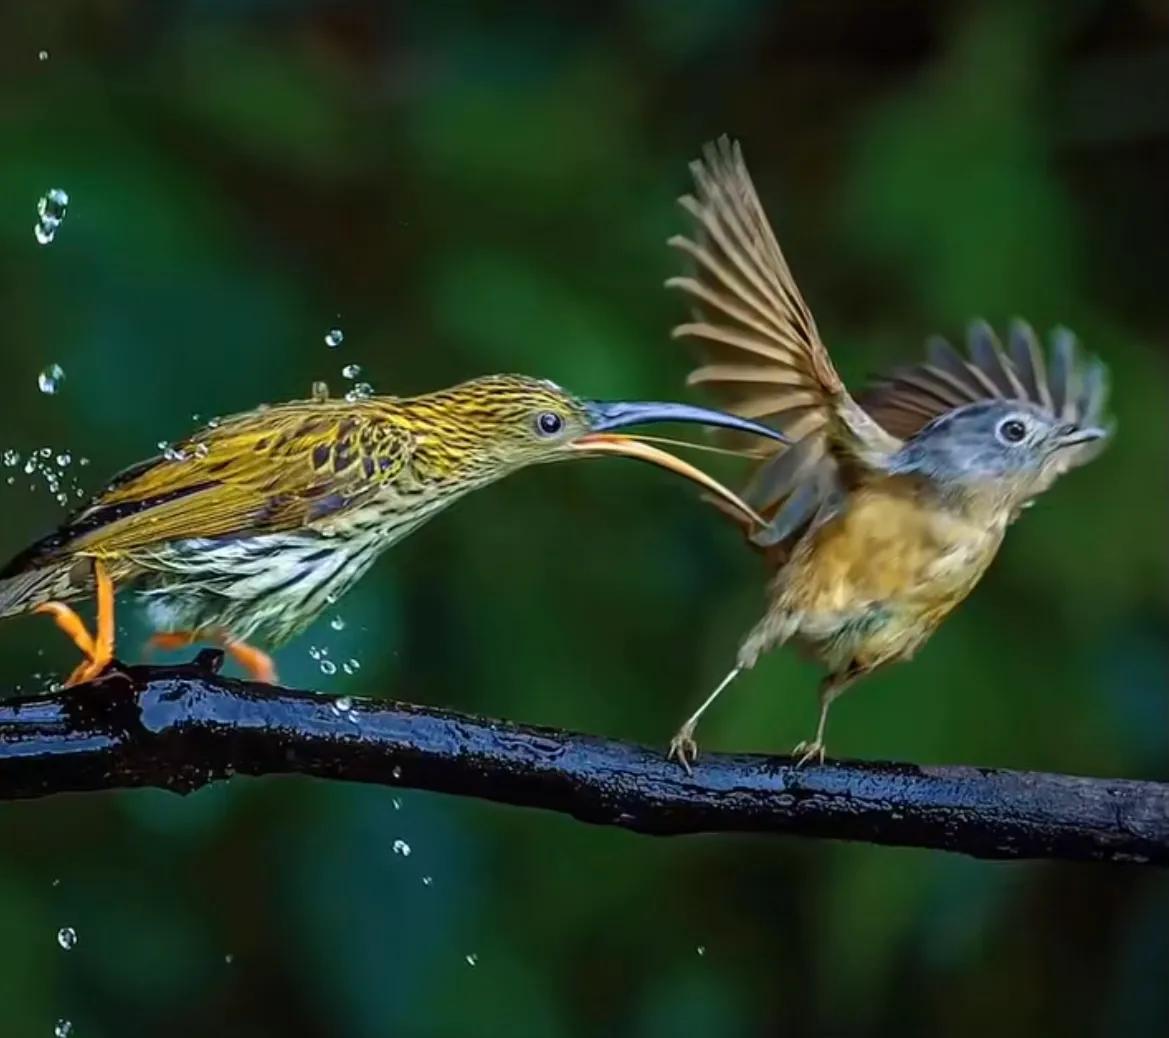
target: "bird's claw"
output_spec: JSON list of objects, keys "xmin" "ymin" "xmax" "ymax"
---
[
  {"xmin": 791, "ymin": 739, "xmax": 826, "ymax": 768},
  {"xmin": 667, "ymin": 729, "xmax": 699, "ymax": 776}
]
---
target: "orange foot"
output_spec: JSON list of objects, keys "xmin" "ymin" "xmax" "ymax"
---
[
  {"xmin": 149, "ymin": 630, "xmax": 278, "ymax": 684},
  {"xmin": 34, "ymin": 558, "xmax": 115, "ymax": 687}
]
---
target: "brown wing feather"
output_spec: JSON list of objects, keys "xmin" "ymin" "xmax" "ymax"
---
[{"xmin": 667, "ymin": 136, "xmax": 899, "ymax": 554}]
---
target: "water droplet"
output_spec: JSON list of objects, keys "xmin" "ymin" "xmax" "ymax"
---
[
  {"xmin": 391, "ymin": 797, "xmax": 402, "ymax": 810},
  {"xmin": 465, "ymin": 953, "xmax": 478, "ymax": 967},
  {"xmin": 325, "ymin": 328, "xmax": 344, "ymax": 348},
  {"xmin": 311, "ymin": 381, "xmax": 329, "ymax": 402},
  {"xmin": 56, "ymin": 926, "xmax": 77, "ymax": 950},
  {"xmin": 38, "ymin": 50, "xmax": 50, "ymax": 62},
  {"xmin": 342, "ymin": 657, "xmax": 361, "ymax": 675},
  {"xmin": 320, "ymin": 659, "xmax": 337, "ymax": 676},
  {"xmin": 421, "ymin": 875, "xmax": 433, "ymax": 886},
  {"xmin": 55, "ymin": 452, "xmax": 71, "ymax": 467},
  {"xmin": 157, "ymin": 440, "xmax": 188, "ymax": 462},
  {"xmin": 392, "ymin": 838, "xmax": 411, "ymax": 857},
  {"xmin": 224, "ymin": 953, "xmax": 234, "ymax": 965},
  {"xmin": 78, "ymin": 456, "xmax": 90, "ymax": 466},
  {"xmin": 54, "ymin": 1020, "xmax": 72, "ymax": 1038},
  {"xmin": 38, "ymin": 363, "xmax": 65, "ymax": 395},
  {"xmin": 2, "ymin": 450, "xmax": 19, "ymax": 467},
  {"xmin": 391, "ymin": 765, "xmax": 403, "ymax": 780},
  {"xmin": 329, "ymin": 616, "xmax": 345, "ymax": 631},
  {"xmin": 333, "ymin": 695, "xmax": 352, "ymax": 713},
  {"xmin": 344, "ymin": 382, "xmax": 373, "ymax": 403},
  {"xmin": 35, "ymin": 189, "xmax": 69, "ymax": 245},
  {"xmin": 341, "ymin": 363, "xmax": 361, "ymax": 379},
  {"xmin": 696, "ymin": 945, "xmax": 706, "ymax": 957}
]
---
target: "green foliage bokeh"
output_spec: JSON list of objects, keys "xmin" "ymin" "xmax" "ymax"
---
[{"xmin": 1, "ymin": 2, "xmax": 1166, "ymax": 1036}]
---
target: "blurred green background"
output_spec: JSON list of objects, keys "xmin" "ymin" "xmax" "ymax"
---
[{"xmin": 2, "ymin": 1, "xmax": 1167, "ymax": 1035}]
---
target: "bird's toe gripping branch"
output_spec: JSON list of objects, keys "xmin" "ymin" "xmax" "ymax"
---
[
  {"xmin": 148, "ymin": 631, "xmax": 278, "ymax": 684},
  {"xmin": 34, "ymin": 559, "xmax": 116, "ymax": 687}
]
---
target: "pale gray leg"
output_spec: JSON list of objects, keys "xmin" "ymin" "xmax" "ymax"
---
[
  {"xmin": 667, "ymin": 665, "xmax": 742, "ymax": 775},
  {"xmin": 793, "ymin": 669, "xmax": 861, "ymax": 768}
]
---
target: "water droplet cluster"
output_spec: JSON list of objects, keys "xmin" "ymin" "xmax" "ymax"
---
[{"xmin": 3, "ymin": 447, "xmax": 89, "ymax": 506}]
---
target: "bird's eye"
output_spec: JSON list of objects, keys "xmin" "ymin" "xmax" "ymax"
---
[
  {"xmin": 535, "ymin": 411, "xmax": 565, "ymax": 436},
  {"xmin": 997, "ymin": 418, "xmax": 1028, "ymax": 444}
]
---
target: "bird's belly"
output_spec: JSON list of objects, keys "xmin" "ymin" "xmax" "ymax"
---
[
  {"xmin": 776, "ymin": 489, "xmax": 1004, "ymax": 669},
  {"xmin": 133, "ymin": 530, "xmax": 385, "ymax": 645}
]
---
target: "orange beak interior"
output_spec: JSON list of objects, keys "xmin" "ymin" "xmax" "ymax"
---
[{"xmin": 568, "ymin": 433, "xmax": 766, "ymax": 528}]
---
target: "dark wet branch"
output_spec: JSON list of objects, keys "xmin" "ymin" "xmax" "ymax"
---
[{"xmin": 1, "ymin": 653, "xmax": 1165, "ymax": 866}]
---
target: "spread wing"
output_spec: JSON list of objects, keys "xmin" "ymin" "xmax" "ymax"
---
[
  {"xmin": 5, "ymin": 401, "xmax": 413, "ymax": 570},
  {"xmin": 667, "ymin": 136, "xmax": 899, "ymax": 550},
  {"xmin": 860, "ymin": 320, "xmax": 1112, "ymax": 496}
]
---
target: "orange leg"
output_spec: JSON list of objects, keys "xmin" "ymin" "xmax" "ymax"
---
[
  {"xmin": 148, "ymin": 629, "xmax": 278, "ymax": 684},
  {"xmin": 34, "ymin": 559, "xmax": 116, "ymax": 687}
]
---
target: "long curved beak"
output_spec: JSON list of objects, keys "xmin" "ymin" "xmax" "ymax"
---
[
  {"xmin": 582, "ymin": 400, "xmax": 789, "ymax": 443},
  {"xmin": 566, "ymin": 401, "xmax": 784, "ymax": 527}
]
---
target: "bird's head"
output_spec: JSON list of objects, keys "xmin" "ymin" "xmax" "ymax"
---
[
  {"xmin": 890, "ymin": 399, "xmax": 1108, "ymax": 508},
  {"xmin": 402, "ymin": 374, "xmax": 787, "ymax": 522}
]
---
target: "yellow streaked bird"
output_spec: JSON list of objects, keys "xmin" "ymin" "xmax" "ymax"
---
[{"xmin": 0, "ymin": 374, "xmax": 787, "ymax": 686}]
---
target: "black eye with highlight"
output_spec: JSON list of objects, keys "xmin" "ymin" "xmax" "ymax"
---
[
  {"xmin": 536, "ymin": 411, "xmax": 565, "ymax": 436},
  {"xmin": 997, "ymin": 418, "xmax": 1028, "ymax": 444}
]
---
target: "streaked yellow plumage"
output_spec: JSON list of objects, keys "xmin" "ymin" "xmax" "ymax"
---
[{"xmin": 0, "ymin": 373, "xmax": 787, "ymax": 686}]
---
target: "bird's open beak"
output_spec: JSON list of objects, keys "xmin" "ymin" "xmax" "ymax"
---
[
  {"xmin": 1053, "ymin": 424, "xmax": 1108, "ymax": 449},
  {"xmin": 568, "ymin": 400, "xmax": 785, "ymax": 528},
  {"xmin": 581, "ymin": 401, "xmax": 789, "ymax": 443}
]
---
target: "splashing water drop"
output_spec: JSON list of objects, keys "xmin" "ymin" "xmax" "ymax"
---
[
  {"xmin": 2, "ymin": 450, "xmax": 19, "ymax": 467},
  {"xmin": 35, "ymin": 189, "xmax": 69, "ymax": 245},
  {"xmin": 325, "ymin": 328, "xmax": 344, "ymax": 348},
  {"xmin": 56, "ymin": 452, "xmax": 71, "ymax": 467},
  {"xmin": 345, "ymin": 382, "xmax": 373, "ymax": 403},
  {"xmin": 38, "ymin": 363, "xmax": 65, "ymax": 395},
  {"xmin": 341, "ymin": 363, "xmax": 361, "ymax": 380},
  {"xmin": 333, "ymin": 695, "xmax": 352, "ymax": 713},
  {"xmin": 56, "ymin": 926, "xmax": 77, "ymax": 950},
  {"xmin": 54, "ymin": 1021, "xmax": 72, "ymax": 1038},
  {"xmin": 392, "ymin": 839, "xmax": 411, "ymax": 857},
  {"xmin": 329, "ymin": 616, "xmax": 345, "ymax": 631}
]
